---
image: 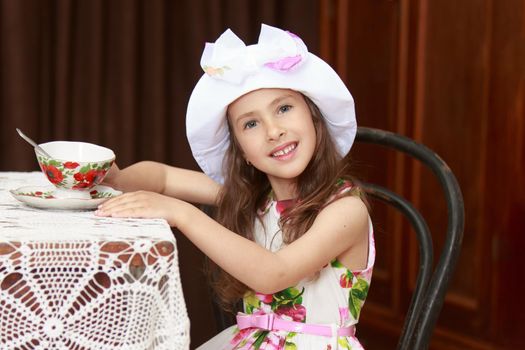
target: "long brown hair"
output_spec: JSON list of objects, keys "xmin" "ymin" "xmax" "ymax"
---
[{"xmin": 208, "ymin": 93, "xmax": 364, "ymax": 311}]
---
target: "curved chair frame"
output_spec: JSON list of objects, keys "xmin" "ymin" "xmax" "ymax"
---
[
  {"xmin": 355, "ymin": 127, "xmax": 464, "ymax": 350},
  {"xmin": 209, "ymin": 127, "xmax": 465, "ymax": 350}
]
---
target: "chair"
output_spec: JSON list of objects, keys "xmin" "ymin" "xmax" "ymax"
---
[
  {"xmin": 210, "ymin": 127, "xmax": 465, "ymax": 350},
  {"xmin": 355, "ymin": 127, "xmax": 464, "ymax": 350}
]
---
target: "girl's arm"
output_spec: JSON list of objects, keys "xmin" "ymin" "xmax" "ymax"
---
[
  {"xmin": 97, "ymin": 192, "xmax": 369, "ymax": 294},
  {"xmin": 175, "ymin": 195, "xmax": 369, "ymax": 293},
  {"xmin": 104, "ymin": 161, "xmax": 221, "ymax": 206}
]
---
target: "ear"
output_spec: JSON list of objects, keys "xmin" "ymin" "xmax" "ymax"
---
[{"xmin": 242, "ymin": 153, "xmax": 250, "ymax": 165}]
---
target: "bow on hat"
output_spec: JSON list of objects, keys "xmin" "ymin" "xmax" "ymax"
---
[{"xmin": 200, "ymin": 24, "xmax": 309, "ymax": 84}]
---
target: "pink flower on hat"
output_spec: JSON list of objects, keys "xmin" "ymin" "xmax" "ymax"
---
[
  {"xmin": 200, "ymin": 24, "xmax": 308, "ymax": 84},
  {"xmin": 264, "ymin": 55, "xmax": 302, "ymax": 71}
]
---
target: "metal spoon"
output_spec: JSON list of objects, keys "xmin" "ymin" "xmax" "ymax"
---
[{"xmin": 16, "ymin": 128, "xmax": 53, "ymax": 158}]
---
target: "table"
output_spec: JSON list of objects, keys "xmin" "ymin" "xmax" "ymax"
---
[{"xmin": 0, "ymin": 172, "xmax": 190, "ymax": 350}]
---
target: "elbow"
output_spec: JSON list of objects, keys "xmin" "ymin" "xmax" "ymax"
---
[{"xmin": 247, "ymin": 265, "xmax": 295, "ymax": 294}]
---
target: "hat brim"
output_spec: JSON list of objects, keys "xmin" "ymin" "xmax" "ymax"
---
[{"xmin": 186, "ymin": 53, "xmax": 356, "ymax": 184}]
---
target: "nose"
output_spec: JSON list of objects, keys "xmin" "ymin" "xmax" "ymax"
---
[{"xmin": 266, "ymin": 120, "xmax": 285, "ymax": 141}]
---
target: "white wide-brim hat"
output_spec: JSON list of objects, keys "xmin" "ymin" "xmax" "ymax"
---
[{"xmin": 187, "ymin": 24, "xmax": 357, "ymax": 184}]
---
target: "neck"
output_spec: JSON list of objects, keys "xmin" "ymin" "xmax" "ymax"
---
[{"xmin": 268, "ymin": 177, "xmax": 297, "ymax": 201}]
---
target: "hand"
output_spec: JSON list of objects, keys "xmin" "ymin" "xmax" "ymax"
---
[{"xmin": 95, "ymin": 190, "xmax": 183, "ymax": 226}]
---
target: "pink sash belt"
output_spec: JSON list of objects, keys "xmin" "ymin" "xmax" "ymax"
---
[{"xmin": 236, "ymin": 313, "xmax": 355, "ymax": 338}]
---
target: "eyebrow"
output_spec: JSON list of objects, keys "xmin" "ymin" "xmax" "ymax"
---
[
  {"xmin": 234, "ymin": 94, "xmax": 296, "ymax": 122},
  {"xmin": 269, "ymin": 94, "xmax": 295, "ymax": 108}
]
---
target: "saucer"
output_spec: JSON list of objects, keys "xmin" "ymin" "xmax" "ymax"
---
[{"xmin": 9, "ymin": 185, "xmax": 122, "ymax": 210}]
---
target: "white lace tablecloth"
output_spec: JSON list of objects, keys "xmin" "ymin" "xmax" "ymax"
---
[{"xmin": 0, "ymin": 172, "xmax": 190, "ymax": 350}]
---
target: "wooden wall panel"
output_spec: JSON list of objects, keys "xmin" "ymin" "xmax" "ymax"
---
[
  {"xmin": 485, "ymin": 1, "xmax": 525, "ymax": 347},
  {"xmin": 340, "ymin": 0, "xmax": 405, "ymax": 325},
  {"xmin": 321, "ymin": 0, "xmax": 525, "ymax": 348},
  {"xmin": 414, "ymin": 0, "xmax": 492, "ymax": 341}
]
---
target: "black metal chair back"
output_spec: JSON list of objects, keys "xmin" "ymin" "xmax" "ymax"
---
[
  {"xmin": 355, "ymin": 127, "xmax": 464, "ymax": 350},
  {"xmin": 209, "ymin": 127, "xmax": 465, "ymax": 350}
]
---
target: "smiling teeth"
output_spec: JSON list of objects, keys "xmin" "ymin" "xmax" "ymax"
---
[{"xmin": 272, "ymin": 144, "xmax": 296, "ymax": 157}]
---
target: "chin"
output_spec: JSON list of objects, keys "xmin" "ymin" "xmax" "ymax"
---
[{"xmin": 273, "ymin": 168, "xmax": 308, "ymax": 181}]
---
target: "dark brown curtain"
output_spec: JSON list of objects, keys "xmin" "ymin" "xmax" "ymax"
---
[
  {"xmin": 0, "ymin": 0, "xmax": 319, "ymax": 347},
  {"xmin": 1, "ymin": 0, "xmax": 319, "ymax": 171}
]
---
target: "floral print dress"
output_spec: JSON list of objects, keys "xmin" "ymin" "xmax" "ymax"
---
[{"xmin": 197, "ymin": 184, "xmax": 375, "ymax": 350}]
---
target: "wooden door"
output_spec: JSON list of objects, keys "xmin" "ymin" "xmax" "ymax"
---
[{"xmin": 319, "ymin": 0, "xmax": 525, "ymax": 348}]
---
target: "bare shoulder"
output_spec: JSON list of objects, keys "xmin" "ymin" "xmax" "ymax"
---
[
  {"xmin": 316, "ymin": 195, "xmax": 369, "ymax": 229},
  {"xmin": 312, "ymin": 195, "xmax": 370, "ymax": 270},
  {"xmin": 274, "ymin": 195, "xmax": 370, "ymax": 285}
]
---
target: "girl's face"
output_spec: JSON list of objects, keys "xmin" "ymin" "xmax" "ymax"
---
[{"xmin": 227, "ymin": 88, "xmax": 316, "ymax": 198}]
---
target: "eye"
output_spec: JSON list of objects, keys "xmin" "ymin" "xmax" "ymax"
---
[
  {"xmin": 243, "ymin": 120, "xmax": 258, "ymax": 129},
  {"xmin": 278, "ymin": 104, "xmax": 293, "ymax": 114}
]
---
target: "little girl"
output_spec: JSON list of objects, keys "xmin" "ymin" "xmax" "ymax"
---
[{"xmin": 97, "ymin": 24, "xmax": 375, "ymax": 350}]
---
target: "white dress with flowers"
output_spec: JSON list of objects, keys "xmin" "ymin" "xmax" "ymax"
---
[{"xmin": 197, "ymin": 184, "xmax": 375, "ymax": 350}]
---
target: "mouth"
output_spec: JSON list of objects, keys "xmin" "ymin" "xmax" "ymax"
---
[{"xmin": 270, "ymin": 142, "xmax": 298, "ymax": 158}]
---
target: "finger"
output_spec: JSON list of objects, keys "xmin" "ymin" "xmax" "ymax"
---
[
  {"xmin": 109, "ymin": 206, "xmax": 142, "ymax": 218},
  {"xmin": 96, "ymin": 202, "xmax": 141, "ymax": 217},
  {"xmin": 108, "ymin": 204, "xmax": 155, "ymax": 219},
  {"xmin": 97, "ymin": 198, "xmax": 142, "ymax": 215},
  {"xmin": 98, "ymin": 192, "xmax": 140, "ymax": 211},
  {"xmin": 101, "ymin": 192, "xmax": 157, "ymax": 214}
]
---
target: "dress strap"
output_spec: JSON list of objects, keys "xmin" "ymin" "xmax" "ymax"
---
[{"xmin": 236, "ymin": 313, "xmax": 355, "ymax": 338}]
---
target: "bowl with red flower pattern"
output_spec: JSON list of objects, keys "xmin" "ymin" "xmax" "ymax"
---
[{"xmin": 36, "ymin": 141, "xmax": 115, "ymax": 199}]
